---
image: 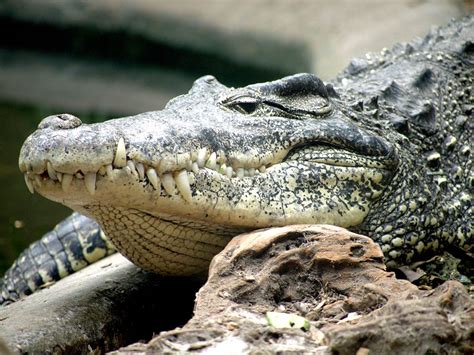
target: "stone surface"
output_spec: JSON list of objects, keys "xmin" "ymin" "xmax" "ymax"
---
[
  {"xmin": 0, "ymin": 253, "xmax": 202, "ymax": 354},
  {"xmin": 116, "ymin": 225, "xmax": 474, "ymax": 353},
  {"xmin": 1, "ymin": 225, "xmax": 472, "ymax": 353}
]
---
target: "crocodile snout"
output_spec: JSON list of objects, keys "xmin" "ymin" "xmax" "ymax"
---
[
  {"xmin": 38, "ymin": 114, "xmax": 82, "ymax": 130},
  {"xmin": 19, "ymin": 113, "xmax": 114, "ymax": 176}
]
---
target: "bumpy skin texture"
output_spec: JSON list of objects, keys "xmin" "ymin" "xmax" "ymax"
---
[
  {"xmin": 0, "ymin": 213, "xmax": 114, "ymax": 304},
  {"xmin": 333, "ymin": 18, "xmax": 473, "ymax": 263},
  {"xmin": 2, "ymin": 16, "xmax": 473, "ymax": 303}
]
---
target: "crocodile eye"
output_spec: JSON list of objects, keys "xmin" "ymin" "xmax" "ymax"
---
[
  {"xmin": 221, "ymin": 95, "xmax": 260, "ymax": 114},
  {"xmin": 233, "ymin": 102, "xmax": 258, "ymax": 114}
]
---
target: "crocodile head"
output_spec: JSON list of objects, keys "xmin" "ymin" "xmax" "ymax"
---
[{"xmin": 19, "ymin": 74, "xmax": 399, "ymax": 275}]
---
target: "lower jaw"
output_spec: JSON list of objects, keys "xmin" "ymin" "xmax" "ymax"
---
[{"xmin": 82, "ymin": 205, "xmax": 244, "ymax": 276}]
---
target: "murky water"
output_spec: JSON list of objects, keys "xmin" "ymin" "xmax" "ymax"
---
[{"xmin": 0, "ymin": 102, "xmax": 108, "ymax": 274}]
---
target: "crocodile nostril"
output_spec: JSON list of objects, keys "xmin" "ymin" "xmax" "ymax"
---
[{"xmin": 38, "ymin": 114, "xmax": 82, "ymax": 130}]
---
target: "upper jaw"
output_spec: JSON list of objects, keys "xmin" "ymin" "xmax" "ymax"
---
[
  {"xmin": 19, "ymin": 116, "xmax": 119, "ymax": 175},
  {"xmin": 18, "ymin": 74, "xmax": 398, "ymax": 212},
  {"xmin": 19, "ymin": 111, "xmax": 396, "ymax": 211},
  {"xmin": 18, "ymin": 108, "xmax": 296, "ymax": 204}
]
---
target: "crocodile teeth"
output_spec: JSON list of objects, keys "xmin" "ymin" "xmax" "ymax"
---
[
  {"xmin": 84, "ymin": 173, "xmax": 97, "ymax": 195},
  {"xmin": 24, "ymin": 174, "xmax": 34, "ymax": 194},
  {"xmin": 98, "ymin": 166, "xmax": 107, "ymax": 176},
  {"xmin": 47, "ymin": 162, "xmax": 57, "ymax": 180},
  {"xmin": 61, "ymin": 173, "xmax": 73, "ymax": 192},
  {"xmin": 206, "ymin": 152, "xmax": 217, "ymax": 170},
  {"xmin": 106, "ymin": 164, "xmax": 113, "ymax": 178},
  {"xmin": 113, "ymin": 138, "xmax": 127, "ymax": 168},
  {"xmin": 56, "ymin": 172, "xmax": 63, "ymax": 182},
  {"xmin": 259, "ymin": 166, "xmax": 266, "ymax": 173},
  {"xmin": 161, "ymin": 173, "xmax": 176, "ymax": 195},
  {"xmin": 34, "ymin": 175, "xmax": 42, "ymax": 186},
  {"xmin": 236, "ymin": 168, "xmax": 245, "ymax": 179},
  {"xmin": 225, "ymin": 166, "xmax": 233, "ymax": 178},
  {"xmin": 146, "ymin": 168, "xmax": 161, "ymax": 193},
  {"xmin": 186, "ymin": 160, "xmax": 193, "ymax": 171},
  {"xmin": 218, "ymin": 163, "xmax": 227, "ymax": 174},
  {"xmin": 191, "ymin": 162, "xmax": 199, "ymax": 174},
  {"xmin": 197, "ymin": 148, "xmax": 207, "ymax": 168},
  {"xmin": 248, "ymin": 168, "xmax": 256, "ymax": 177},
  {"xmin": 136, "ymin": 163, "xmax": 145, "ymax": 180},
  {"xmin": 126, "ymin": 160, "xmax": 138, "ymax": 177},
  {"xmin": 175, "ymin": 170, "xmax": 192, "ymax": 202}
]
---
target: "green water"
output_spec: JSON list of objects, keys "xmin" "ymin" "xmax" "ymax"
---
[{"xmin": 0, "ymin": 102, "xmax": 108, "ymax": 274}]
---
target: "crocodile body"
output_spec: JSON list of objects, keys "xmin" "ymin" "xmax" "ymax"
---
[
  {"xmin": 2, "ymin": 16, "xmax": 473, "ymax": 304},
  {"xmin": 0, "ymin": 214, "xmax": 114, "ymax": 304}
]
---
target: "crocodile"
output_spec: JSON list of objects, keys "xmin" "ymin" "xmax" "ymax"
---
[{"xmin": 1, "ymin": 16, "xmax": 473, "ymax": 305}]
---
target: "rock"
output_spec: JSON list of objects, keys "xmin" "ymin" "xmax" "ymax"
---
[
  {"xmin": 0, "ymin": 253, "xmax": 202, "ymax": 353},
  {"xmin": 325, "ymin": 281, "xmax": 474, "ymax": 354},
  {"xmin": 116, "ymin": 225, "xmax": 474, "ymax": 353},
  {"xmin": 2, "ymin": 225, "xmax": 472, "ymax": 353}
]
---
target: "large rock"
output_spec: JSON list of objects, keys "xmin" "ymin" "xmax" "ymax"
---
[
  {"xmin": 117, "ymin": 225, "xmax": 474, "ymax": 353},
  {"xmin": 1, "ymin": 225, "xmax": 472, "ymax": 353}
]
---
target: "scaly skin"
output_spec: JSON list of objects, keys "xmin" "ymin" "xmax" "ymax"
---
[
  {"xmin": 0, "ymin": 213, "xmax": 114, "ymax": 304},
  {"xmin": 13, "ymin": 16, "xmax": 474, "ymax": 281}
]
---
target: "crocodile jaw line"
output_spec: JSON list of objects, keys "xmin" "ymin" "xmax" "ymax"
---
[
  {"xmin": 21, "ymin": 132, "xmax": 392, "ymax": 229},
  {"xmin": 21, "ymin": 137, "xmax": 290, "ymax": 220}
]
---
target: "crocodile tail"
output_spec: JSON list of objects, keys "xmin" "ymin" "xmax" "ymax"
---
[{"xmin": 0, "ymin": 213, "xmax": 115, "ymax": 305}]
